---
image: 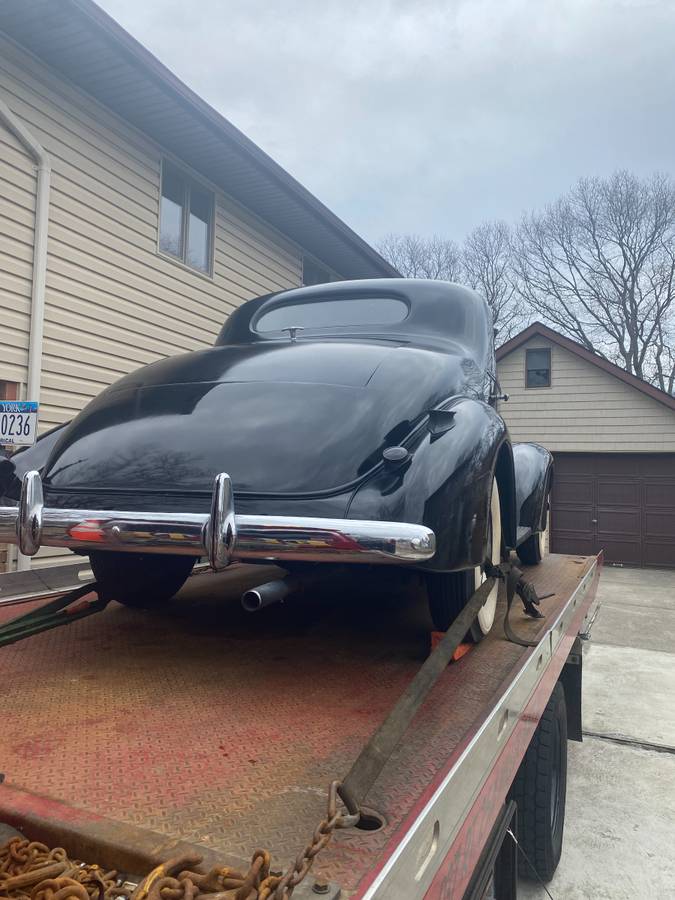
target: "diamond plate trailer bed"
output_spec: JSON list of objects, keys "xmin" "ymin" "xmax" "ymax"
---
[{"xmin": 0, "ymin": 552, "xmax": 600, "ymax": 899}]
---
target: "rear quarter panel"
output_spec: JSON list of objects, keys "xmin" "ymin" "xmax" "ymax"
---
[{"xmin": 347, "ymin": 399, "xmax": 509, "ymax": 572}]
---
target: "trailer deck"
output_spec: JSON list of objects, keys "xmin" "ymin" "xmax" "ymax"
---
[{"xmin": 0, "ymin": 553, "xmax": 599, "ymax": 897}]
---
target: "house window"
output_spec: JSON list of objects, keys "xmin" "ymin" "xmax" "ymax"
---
[
  {"xmin": 159, "ymin": 162, "xmax": 214, "ymax": 274},
  {"xmin": 0, "ymin": 381, "xmax": 18, "ymax": 401},
  {"xmin": 526, "ymin": 348, "xmax": 551, "ymax": 388},
  {"xmin": 302, "ymin": 257, "xmax": 332, "ymax": 286}
]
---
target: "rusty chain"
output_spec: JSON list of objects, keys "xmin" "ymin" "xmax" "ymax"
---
[
  {"xmin": 0, "ymin": 838, "xmax": 133, "ymax": 900},
  {"xmin": 269, "ymin": 780, "xmax": 359, "ymax": 899},
  {"xmin": 0, "ymin": 781, "xmax": 359, "ymax": 900}
]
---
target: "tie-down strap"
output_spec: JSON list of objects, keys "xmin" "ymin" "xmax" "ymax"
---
[
  {"xmin": 0, "ymin": 583, "xmax": 108, "ymax": 648},
  {"xmin": 339, "ymin": 560, "xmax": 554, "ymax": 815},
  {"xmin": 484, "ymin": 560, "xmax": 554, "ymax": 648}
]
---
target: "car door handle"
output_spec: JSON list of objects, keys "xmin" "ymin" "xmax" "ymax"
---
[{"xmin": 591, "ymin": 518, "xmax": 598, "ymax": 524}]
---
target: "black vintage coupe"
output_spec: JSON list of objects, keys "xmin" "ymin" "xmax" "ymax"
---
[{"xmin": 0, "ymin": 280, "xmax": 552, "ymax": 638}]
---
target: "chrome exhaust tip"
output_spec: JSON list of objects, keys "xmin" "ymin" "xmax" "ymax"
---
[{"xmin": 241, "ymin": 578, "xmax": 291, "ymax": 612}]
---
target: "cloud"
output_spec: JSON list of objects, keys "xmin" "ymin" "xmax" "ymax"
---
[{"xmin": 97, "ymin": 0, "xmax": 675, "ymax": 244}]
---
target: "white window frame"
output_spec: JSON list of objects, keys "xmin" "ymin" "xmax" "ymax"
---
[
  {"xmin": 158, "ymin": 159, "xmax": 215, "ymax": 277},
  {"xmin": 525, "ymin": 347, "xmax": 552, "ymax": 389}
]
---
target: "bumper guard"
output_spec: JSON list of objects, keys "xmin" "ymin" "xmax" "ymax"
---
[{"xmin": 0, "ymin": 471, "xmax": 436, "ymax": 571}]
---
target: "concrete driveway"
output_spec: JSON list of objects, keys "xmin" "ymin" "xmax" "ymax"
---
[{"xmin": 520, "ymin": 565, "xmax": 675, "ymax": 899}]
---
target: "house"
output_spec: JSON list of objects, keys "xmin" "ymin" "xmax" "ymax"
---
[
  {"xmin": 0, "ymin": 0, "xmax": 397, "ymax": 571},
  {"xmin": 497, "ymin": 322, "xmax": 675, "ymax": 568}
]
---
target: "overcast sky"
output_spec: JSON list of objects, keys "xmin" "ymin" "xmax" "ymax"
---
[{"xmin": 98, "ymin": 0, "xmax": 675, "ymax": 246}]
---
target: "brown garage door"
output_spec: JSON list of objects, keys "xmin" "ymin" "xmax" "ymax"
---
[{"xmin": 550, "ymin": 453, "xmax": 675, "ymax": 567}]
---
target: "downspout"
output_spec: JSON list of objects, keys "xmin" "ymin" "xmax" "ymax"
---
[{"xmin": 0, "ymin": 99, "xmax": 51, "ymax": 571}]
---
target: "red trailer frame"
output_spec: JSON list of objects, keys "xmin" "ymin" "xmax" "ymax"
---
[{"xmin": 361, "ymin": 554, "xmax": 600, "ymax": 898}]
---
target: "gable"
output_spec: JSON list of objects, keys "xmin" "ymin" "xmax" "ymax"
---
[{"xmin": 496, "ymin": 336, "xmax": 675, "ymax": 452}]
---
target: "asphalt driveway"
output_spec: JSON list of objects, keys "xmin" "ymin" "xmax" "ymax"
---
[{"xmin": 520, "ymin": 565, "xmax": 675, "ymax": 899}]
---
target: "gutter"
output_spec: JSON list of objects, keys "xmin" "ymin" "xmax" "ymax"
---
[{"xmin": 0, "ymin": 99, "xmax": 51, "ymax": 570}]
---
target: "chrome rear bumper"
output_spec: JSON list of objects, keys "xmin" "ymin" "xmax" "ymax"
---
[{"xmin": 0, "ymin": 471, "xmax": 436, "ymax": 570}]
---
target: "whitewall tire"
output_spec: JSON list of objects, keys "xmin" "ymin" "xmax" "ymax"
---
[
  {"xmin": 474, "ymin": 477, "xmax": 502, "ymax": 636},
  {"xmin": 426, "ymin": 476, "xmax": 502, "ymax": 641}
]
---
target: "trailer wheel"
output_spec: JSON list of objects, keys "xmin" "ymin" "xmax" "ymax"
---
[
  {"xmin": 426, "ymin": 478, "xmax": 501, "ymax": 641},
  {"xmin": 89, "ymin": 552, "xmax": 195, "ymax": 608},
  {"xmin": 510, "ymin": 681, "xmax": 567, "ymax": 882}
]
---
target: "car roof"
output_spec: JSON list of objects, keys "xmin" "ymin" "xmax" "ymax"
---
[{"xmin": 217, "ymin": 279, "xmax": 492, "ymax": 359}]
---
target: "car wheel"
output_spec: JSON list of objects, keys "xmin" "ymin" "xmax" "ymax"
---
[
  {"xmin": 510, "ymin": 682, "xmax": 567, "ymax": 882},
  {"xmin": 518, "ymin": 498, "xmax": 549, "ymax": 566},
  {"xmin": 426, "ymin": 477, "xmax": 502, "ymax": 641},
  {"xmin": 88, "ymin": 551, "xmax": 195, "ymax": 609}
]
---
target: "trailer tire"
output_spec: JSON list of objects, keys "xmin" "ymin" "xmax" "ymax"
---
[
  {"xmin": 510, "ymin": 681, "xmax": 567, "ymax": 882},
  {"xmin": 89, "ymin": 552, "xmax": 195, "ymax": 609}
]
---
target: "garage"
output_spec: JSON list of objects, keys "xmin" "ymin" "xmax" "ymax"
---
[
  {"xmin": 496, "ymin": 322, "xmax": 675, "ymax": 568},
  {"xmin": 550, "ymin": 453, "xmax": 675, "ymax": 568}
]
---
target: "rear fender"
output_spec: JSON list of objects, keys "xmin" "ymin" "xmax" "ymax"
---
[
  {"xmin": 347, "ymin": 398, "xmax": 512, "ymax": 572},
  {"xmin": 512, "ymin": 442, "xmax": 554, "ymax": 533}
]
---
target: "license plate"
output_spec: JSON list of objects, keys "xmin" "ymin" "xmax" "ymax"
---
[{"xmin": 0, "ymin": 401, "xmax": 39, "ymax": 446}]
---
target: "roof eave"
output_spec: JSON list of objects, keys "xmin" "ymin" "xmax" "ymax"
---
[
  {"xmin": 68, "ymin": 0, "xmax": 399, "ymax": 278},
  {"xmin": 0, "ymin": 0, "xmax": 399, "ymax": 279}
]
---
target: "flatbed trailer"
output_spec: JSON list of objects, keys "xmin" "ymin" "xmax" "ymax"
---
[{"xmin": 0, "ymin": 551, "xmax": 600, "ymax": 899}]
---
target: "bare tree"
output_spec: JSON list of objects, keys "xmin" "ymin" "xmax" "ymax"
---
[
  {"xmin": 378, "ymin": 233, "xmax": 462, "ymax": 281},
  {"xmin": 378, "ymin": 227, "xmax": 524, "ymax": 341},
  {"xmin": 515, "ymin": 171, "xmax": 675, "ymax": 392},
  {"xmin": 462, "ymin": 221, "xmax": 524, "ymax": 341}
]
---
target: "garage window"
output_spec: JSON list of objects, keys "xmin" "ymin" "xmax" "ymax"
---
[
  {"xmin": 159, "ymin": 162, "xmax": 214, "ymax": 275},
  {"xmin": 526, "ymin": 348, "xmax": 551, "ymax": 388}
]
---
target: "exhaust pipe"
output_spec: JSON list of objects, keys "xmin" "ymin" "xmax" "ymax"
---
[
  {"xmin": 241, "ymin": 565, "xmax": 346, "ymax": 613},
  {"xmin": 242, "ymin": 578, "xmax": 292, "ymax": 612}
]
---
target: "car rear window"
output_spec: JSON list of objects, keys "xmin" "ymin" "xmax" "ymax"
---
[{"xmin": 254, "ymin": 296, "xmax": 409, "ymax": 333}]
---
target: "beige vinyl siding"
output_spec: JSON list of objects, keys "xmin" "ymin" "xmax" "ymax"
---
[
  {"xmin": 497, "ymin": 337, "xmax": 675, "ymax": 452},
  {"xmin": 0, "ymin": 32, "xmax": 302, "ymax": 434},
  {"xmin": 0, "ymin": 34, "xmax": 303, "ymax": 569}
]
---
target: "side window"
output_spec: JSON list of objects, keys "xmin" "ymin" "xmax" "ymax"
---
[
  {"xmin": 526, "ymin": 348, "xmax": 551, "ymax": 388},
  {"xmin": 159, "ymin": 162, "xmax": 214, "ymax": 275}
]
